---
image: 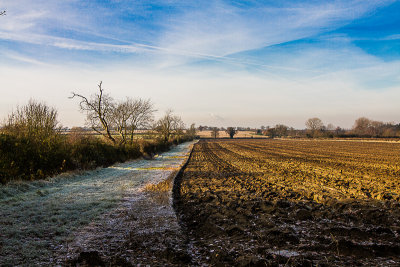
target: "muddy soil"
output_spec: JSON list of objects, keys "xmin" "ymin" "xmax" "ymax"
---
[
  {"xmin": 174, "ymin": 139, "xmax": 400, "ymax": 266},
  {"xmin": 64, "ymin": 175, "xmax": 191, "ymax": 266}
]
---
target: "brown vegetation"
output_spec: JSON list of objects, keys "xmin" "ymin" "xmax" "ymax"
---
[
  {"xmin": 225, "ymin": 127, "xmax": 237, "ymax": 138},
  {"xmin": 175, "ymin": 139, "xmax": 400, "ymax": 265},
  {"xmin": 211, "ymin": 127, "xmax": 219, "ymax": 139},
  {"xmin": 70, "ymin": 82, "xmax": 117, "ymax": 143},
  {"xmin": 70, "ymin": 82, "xmax": 156, "ymax": 145},
  {"xmin": 0, "ymin": 97, "xmax": 194, "ymax": 183},
  {"xmin": 153, "ymin": 110, "xmax": 185, "ymax": 142}
]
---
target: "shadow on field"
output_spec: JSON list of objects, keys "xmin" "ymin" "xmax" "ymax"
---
[{"xmin": 174, "ymin": 171, "xmax": 400, "ymax": 266}]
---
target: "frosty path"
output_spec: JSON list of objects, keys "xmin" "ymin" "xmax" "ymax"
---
[{"xmin": 0, "ymin": 141, "xmax": 196, "ymax": 266}]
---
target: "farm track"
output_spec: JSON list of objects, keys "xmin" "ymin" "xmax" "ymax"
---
[
  {"xmin": 175, "ymin": 139, "xmax": 400, "ymax": 266},
  {"xmin": 0, "ymin": 141, "xmax": 196, "ymax": 266}
]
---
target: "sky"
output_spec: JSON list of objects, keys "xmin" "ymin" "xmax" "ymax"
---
[{"xmin": 0, "ymin": 0, "xmax": 399, "ymax": 129}]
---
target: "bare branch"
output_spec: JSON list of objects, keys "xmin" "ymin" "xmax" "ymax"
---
[
  {"xmin": 70, "ymin": 82, "xmax": 156, "ymax": 145},
  {"xmin": 111, "ymin": 97, "xmax": 155, "ymax": 145},
  {"xmin": 211, "ymin": 127, "xmax": 219, "ymax": 139},
  {"xmin": 225, "ymin": 127, "xmax": 237, "ymax": 139},
  {"xmin": 305, "ymin": 117, "xmax": 324, "ymax": 138},
  {"xmin": 3, "ymin": 99, "xmax": 60, "ymax": 139},
  {"xmin": 70, "ymin": 82, "xmax": 116, "ymax": 143},
  {"xmin": 154, "ymin": 110, "xmax": 184, "ymax": 142}
]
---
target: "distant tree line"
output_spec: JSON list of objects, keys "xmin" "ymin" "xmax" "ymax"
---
[
  {"xmin": 261, "ymin": 117, "xmax": 400, "ymax": 138},
  {"xmin": 351, "ymin": 117, "xmax": 400, "ymax": 137},
  {"xmin": 197, "ymin": 117, "xmax": 400, "ymax": 139}
]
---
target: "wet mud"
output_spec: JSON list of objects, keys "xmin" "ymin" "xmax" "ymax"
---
[{"xmin": 174, "ymin": 139, "xmax": 400, "ymax": 266}]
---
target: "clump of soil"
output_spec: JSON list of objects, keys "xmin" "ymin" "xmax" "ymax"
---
[
  {"xmin": 68, "ymin": 251, "xmax": 106, "ymax": 266},
  {"xmin": 174, "ymin": 139, "xmax": 400, "ymax": 266}
]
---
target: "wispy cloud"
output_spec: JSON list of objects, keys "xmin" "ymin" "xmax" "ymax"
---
[
  {"xmin": 0, "ymin": 0, "xmax": 399, "ymax": 127},
  {"xmin": 2, "ymin": 51, "xmax": 49, "ymax": 66},
  {"xmin": 1, "ymin": 0, "xmax": 394, "ymax": 62},
  {"xmin": 158, "ymin": 1, "xmax": 394, "ymax": 58}
]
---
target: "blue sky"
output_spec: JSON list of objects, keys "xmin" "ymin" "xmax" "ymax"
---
[{"xmin": 0, "ymin": 0, "xmax": 399, "ymax": 128}]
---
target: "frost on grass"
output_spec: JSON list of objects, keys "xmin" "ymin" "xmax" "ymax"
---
[{"xmin": 0, "ymin": 141, "xmax": 195, "ymax": 266}]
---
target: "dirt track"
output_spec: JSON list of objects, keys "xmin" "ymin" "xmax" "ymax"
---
[{"xmin": 174, "ymin": 139, "xmax": 400, "ymax": 266}]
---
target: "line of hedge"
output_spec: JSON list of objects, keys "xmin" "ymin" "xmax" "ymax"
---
[{"xmin": 0, "ymin": 133, "xmax": 194, "ymax": 184}]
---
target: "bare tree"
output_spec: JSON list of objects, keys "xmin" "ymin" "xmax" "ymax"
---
[
  {"xmin": 275, "ymin": 124, "xmax": 288, "ymax": 137},
  {"xmin": 305, "ymin": 117, "xmax": 324, "ymax": 137},
  {"xmin": 353, "ymin": 117, "xmax": 386, "ymax": 137},
  {"xmin": 187, "ymin": 123, "xmax": 196, "ymax": 138},
  {"xmin": 126, "ymin": 98, "xmax": 155, "ymax": 143},
  {"xmin": 211, "ymin": 127, "xmax": 219, "ymax": 139},
  {"xmin": 335, "ymin": 126, "xmax": 345, "ymax": 136},
  {"xmin": 70, "ymin": 81, "xmax": 116, "ymax": 143},
  {"xmin": 4, "ymin": 99, "xmax": 59, "ymax": 139},
  {"xmin": 326, "ymin": 123, "xmax": 335, "ymax": 132},
  {"xmin": 112, "ymin": 98, "xmax": 155, "ymax": 145},
  {"xmin": 226, "ymin": 127, "xmax": 237, "ymax": 139},
  {"xmin": 154, "ymin": 110, "xmax": 184, "ymax": 142},
  {"xmin": 370, "ymin": 120, "xmax": 384, "ymax": 136},
  {"xmin": 111, "ymin": 100, "xmax": 129, "ymax": 144},
  {"xmin": 288, "ymin": 127, "xmax": 296, "ymax": 137},
  {"xmin": 265, "ymin": 127, "xmax": 276, "ymax": 138},
  {"xmin": 174, "ymin": 119, "xmax": 186, "ymax": 142},
  {"xmin": 353, "ymin": 117, "xmax": 371, "ymax": 135}
]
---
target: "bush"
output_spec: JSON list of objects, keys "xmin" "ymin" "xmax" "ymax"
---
[
  {"xmin": 0, "ymin": 134, "xmax": 67, "ymax": 183},
  {"xmin": 67, "ymin": 135, "xmax": 144, "ymax": 169},
  {"xmin": 1, "ymin": 99, "xmax": 194, "ymax": 184},
  {"xmin": 0, "ymin": 132, "xmax": 193, "ymax": 184}
]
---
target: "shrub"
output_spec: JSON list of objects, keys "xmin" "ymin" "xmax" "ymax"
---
[
  {"xmin": 0, "ymin": 131, "xmax": 193, "ymax": 184},
  {"xmin": 3, "ymin": 99, "xmax": 60, "ymax": 140},
  {"xmin": 0, "ymin": 134, "xmax": 67, "ymax": 183},
  {"xmin": 1, "ymin": 99, "xmax": 194, "ymax": 184}
]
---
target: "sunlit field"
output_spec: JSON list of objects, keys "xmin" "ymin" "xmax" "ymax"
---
[
  {"xmin": 1, "ymin": 1, "xmax": 400, "ymax": 265},
  {"xmin": 196, "ymin": 130, "xmax": 267, "ymax": 139},
  {"xmin": 175, "ymin": 139, "xmax": 400, "ymax": 266}
]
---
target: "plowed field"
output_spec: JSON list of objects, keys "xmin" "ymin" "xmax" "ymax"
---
[{"xmin": 175, "ymin": 139, "xmax": 400, "ymax": 266}]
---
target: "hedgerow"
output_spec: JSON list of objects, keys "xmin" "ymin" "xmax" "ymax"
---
[{"xmin": 0, "ymin": 133, "xmax": 193, "ymax": 184}]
